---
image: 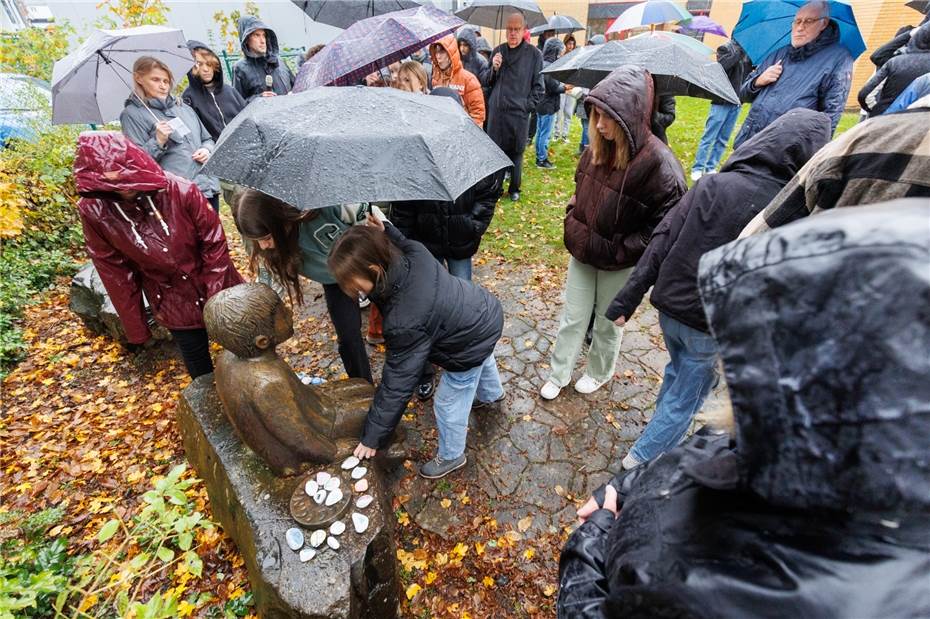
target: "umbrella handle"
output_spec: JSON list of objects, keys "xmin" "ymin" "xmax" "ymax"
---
[{"xmin": 96, "ymin": 50, "xmax": 162, "ymax": 123}]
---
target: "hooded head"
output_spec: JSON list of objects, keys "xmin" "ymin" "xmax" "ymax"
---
[
  {"xmin": 698, "ymin": 199, "xmax": 930, "ymax": 516},
  {"xmin": 430, "ymin": 35, "xmax": 462, "ymax": 80},
  {"xmin": 720, "ymin": 108, "xmax": 830, "ymax": 182},
  {"xmin": 456, "ymin": 27, "xmax": 479, "ymax": 63},
  {"xmin": 543, "ymin": 36, "xmax": 564, "ymax": 62},
  {"xmin": 907, "ymin": 22, "xmax": 930, "ymax": 51},
  {"xmin": 74, "ymin": 131, "xmax": 167, "ymax": 201},
  {"xmin": 186, "ymin": 40, "xmax": 224, "ymax": 88},
  {"xmin": 475, "ymin": 36, "xmax": 492, "ymax": 57},
  {"xmin": 585, "ymin": 65, "xmax": 654, "ymax": 160},
  {"xmin": 238, "ymin": 15, "xmax": 280, "ymax": 59}
]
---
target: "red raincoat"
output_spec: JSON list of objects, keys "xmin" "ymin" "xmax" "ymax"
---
[{"xmin": 74, "ymin": 131, "xmax": 243, "ymax": 344}]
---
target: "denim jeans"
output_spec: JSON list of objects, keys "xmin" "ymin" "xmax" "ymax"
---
[
  {"xmin": 580, "ymin": 118, "xmax": 589, "ymax": 149},
  {"xmin": 434, "ymin": 354, "xmax": 504, "ymax": 459},
  {"xmin": 691, "ymin": 103, "xmax": 741, "ymax": 174},
  {"xmin": 441, "ymin": 257, "xmax": 472, "ymax": 281},
  {"xmin": 630, "ymin": 312, "xmax": 718, "ymax": 462},
  {"xmin": 535, "ymin": 113, "xmax": 556, "ymax": 162}
]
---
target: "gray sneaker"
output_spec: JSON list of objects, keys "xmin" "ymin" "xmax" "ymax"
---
[{"xmin": 418, "ymin": 454, "xmax": 467, "ymax": 479}]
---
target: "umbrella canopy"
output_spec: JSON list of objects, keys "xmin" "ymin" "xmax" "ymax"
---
[
  {"xmin": 678, "ymin": 15, "xmax": 728, "ymax": 37},
  {"xmin": 606, "ymin": 0, "xmax": 692, "ymax": 34},
  {"xmin": 290, "ymin": 0, "xmax": 424, "ymax": 29},
  {"xmin": 732, "ymin": 0, "xmax": 866, "ymax": 64},
  {"xmin": 202, "ymin": 86, "xmax": 512, "ymax": 210},
  {"xmin": 51, "ymin": 25, "xmax": 192, "ymax": 125},
  {"xmin": 454, "ymin": 0, "xmax": 547, "ymax": 30},
  {"xmin": 529, "ymin": 14, "xmax": 585, "ymax": 35},
  {"xmin": 293, "ymin": 5, "xmax": 462, "ymax": 90},
  {"xmin": 907, "ymin": 0, "xmax": 930, "ymax": 14},
  {"xmin": 630, "ymin": 30, "xmax": 713, "ymax": 55},
  {"xmin": 542, "ymin": 37, "xmax": 739, "ymax": 103}
]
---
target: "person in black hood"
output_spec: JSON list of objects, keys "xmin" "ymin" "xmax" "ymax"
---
[
  {"xmin": 456, "ymin": 27, "xmax": 489, "ymax": 84},
  {"xmin": 858, "ymin": 22, "xmax": 930, "ymax": 116},
  {"xmin": 604, "ymin": 108, "xmax": 831, "ymax": 470},
  {"xmin": 559, "ymin": 197, "xmax": 930, "ymax": 619},
  {"xmin": 182, "ymin": 41, "xmax": 246, "ymax": 142},
  {"xmin": 232, "ymin": 15, "xmax": 295, "ymax": 102}
]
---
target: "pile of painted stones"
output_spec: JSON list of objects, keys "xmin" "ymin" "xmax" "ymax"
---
[{"xmin": 285, "ymin": 456, "xmax": 374, "ymax": 562}]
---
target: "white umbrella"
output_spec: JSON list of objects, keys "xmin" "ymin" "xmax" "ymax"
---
[{"xmin": 51, "ymin": 25, "xmax": 193, "ymax": 125}]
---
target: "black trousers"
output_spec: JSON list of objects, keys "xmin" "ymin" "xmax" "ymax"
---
[
  {"xmin": 504, "ymin": 149, "xmax": 524, "ymax": 194},
  {"xmin": 528, "ymin": 111, "xmax": 538, "ymax": 143},
  {"xmin": 171, "ymin": 328, "xmax": 213, "ymax": 379},
  {"xmin": 322, "ymin": 283, "xmax": 373, "ymax": 383}
]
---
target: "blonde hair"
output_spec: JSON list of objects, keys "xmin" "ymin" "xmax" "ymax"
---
[
  {"xmin": 589, "ymin": 106, "xmax": 631, "ymax": 170},
  {"xmin": 132, "ymin": 56, "xmax": 174, "ymax": 96},
  {"xmin": 396, "ymin": 60, "xmax": 429, "ymax": 93}
]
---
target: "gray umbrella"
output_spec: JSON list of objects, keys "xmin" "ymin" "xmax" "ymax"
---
[
  {"xmin": 202, "ymin": 87, "xmax": 512, "ymax": 210},
  {"xmin": 906, "ymin": 0, "xmax": 929, "ymax": 13},
  {"xmin": 542, "ymin": 37, "xmax": 739, "ymax": 104},
  {"xmin": 290, "ymin": 0, "xmax": 425, "ymax": 29},
  {"xmin": 529, "ymin": 14, "xmax": 584, "ymax": 35},
  {"xmin": 455, "ymin": 0, "xmax": 548, "ymax": 29}
]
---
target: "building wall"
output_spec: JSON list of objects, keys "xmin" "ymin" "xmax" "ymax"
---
[{"xmin": 707, "ymin": 0, "xmax": 924, "ymax": 108}]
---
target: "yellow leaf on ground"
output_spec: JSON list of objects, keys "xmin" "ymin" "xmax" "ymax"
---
[
  {"xmin": 451, "ymin": 542, "xmax": 469, "ymax": 559},
  {"xmin": 405, "ymin": 583, "xmax": 422, "ymax": 600},
  {"xmin": 440, "ymin": 498, "xmax": 452, "ymax": 509},
  {"xmin": 177, "ymin": 600, "xmax": 196, "ymax": 617},
  {"xmin": 434, "ymin": 552, "xmax": 448, "ymax": 566},
  {"xmin": 518, "ymin": 515, "xmax": 533, "ymax": 532},
  {"xmin": 397, "ymin": 511, "xmax": 410, "ymax": 526},
  {"xmin": 474, "ymin": 542, "xmax": 485, "ymax": 556},
  {"xmin": 482, "ymin": 576, "xmax": 495, "ymax": 588},
  {"xmin": 543, "ymin": 584, "xmax": 557, "ymax": 597},
  {"xmin": 524, "ymin": 548, "xmax": 536, "ymax": 560},
  {"xmin": 424, "ymin": 571, "xmax": 437, "ymax": 585},
  {"xmin": 78, "ymin": 594, "xmax": 98, "ymax": 612}
]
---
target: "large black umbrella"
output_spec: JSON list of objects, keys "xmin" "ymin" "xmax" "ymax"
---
[
  {"xmin": 529, "ymin": 14, "xmax": 584, "ymax": 35},
  {"xmin": 455, "ymin": 0, "xmax": 548, "ymax": 29},
  {"xmin": 542, "ymin": 37, "xmax": 739, "ymax": 104},
  {"xmin": 202, "ymin": 87, "xmax": 512, "ymax": 210},
  {"xmin": 290, "ymin": 0, "xmax": 425, "ymax": 29},
  {"xmin": 906, "ymin": 0, "xmax": 929, "ymax": 14}
]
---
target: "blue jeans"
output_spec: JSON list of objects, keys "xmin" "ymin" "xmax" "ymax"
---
[
  {"xmin": 441, "ymin": 257, "xmax": 472, "ymax": 281},
  {"xmin": 630, "ymin": 313, "xmax": 718, "ymax": 462},
  {"xmin": 434, "ymin": 354, "xmax": 503, "ymax": 459},
  {"xmin": 691, "ymin": 103, "xmax": 740, "ymax": 174},
  {"xmin": 580, "ymin": 118, "xmax": 589, "ymax": 149},
  {"xmin": 535, "ymin": 113, "xmax": 556, "ymax": 162}
]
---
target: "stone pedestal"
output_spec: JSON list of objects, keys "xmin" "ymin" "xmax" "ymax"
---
[{"xmin": 177, "ymin": 375, "xmax": 399, "ymax": 619}]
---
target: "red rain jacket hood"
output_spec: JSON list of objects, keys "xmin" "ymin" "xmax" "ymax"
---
[{"xmin": 74, "ymin": 131, "xmax": 242, "ymax": 343}]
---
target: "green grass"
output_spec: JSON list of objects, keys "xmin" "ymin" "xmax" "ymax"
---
[{"xmin": 483, "ymin": 98, "xmax": 859, "ymax": 266}]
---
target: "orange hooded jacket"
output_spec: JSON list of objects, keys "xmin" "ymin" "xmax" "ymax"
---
[{"xmin": 429, "ymin": 35, "xmax": 486, "ymax": 126}]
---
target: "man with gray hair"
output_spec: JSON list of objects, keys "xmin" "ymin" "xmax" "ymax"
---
[
  {"xmin": 733, "ymin": 0, "xmax": 853, "ymax": 148},
  {"xmin": 484, "ymin": 11, "xmax": 544, "ymax": 202}
]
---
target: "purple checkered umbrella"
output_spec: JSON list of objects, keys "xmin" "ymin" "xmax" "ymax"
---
[
  {"xmin": 678, "ymin": 15, "xmax": 728, "ymax": 37},
  {"xmin": 293, "ymin": 5, "xmax": 463, "ymax": 91}
]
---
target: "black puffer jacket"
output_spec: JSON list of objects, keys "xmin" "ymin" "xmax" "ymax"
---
[
  {"xmin": 558, "ymin": 199, "xmax": 930, "ymax": 619},
  {"xmin": 182, "ymin": 41, "xmax": 246, "ymax": 142},
  {"xmin": 537, "ymin": 37, "xmax": 566, "ymax": 115},
  {"xmin": 605, "ymin": 108, "xmax": 831, "ymax": 331},
  {"xmin": 713, "ymin": 39, "xmax": 753, "ymax": 104},
  {"xmin": 391, "ymin": 170, "xmax": 504, "ymax": 261},
  {"xmin": 859, "ymin": 23, "xmax": 930, "ymax": 115},
  {"xmin": 870, "ymin": 24, "xmax": 914, "ymax": 67},
  {"xmin": 232, "ymin": 16, "xmax": 295, "ymax": 102},
  {"xmin": 361, "ymin": 224, "xmax": 504, "ymax": 448},
  {"xmin": 649, "ymin": 95, "xmax": 676, "ymax": 144}
]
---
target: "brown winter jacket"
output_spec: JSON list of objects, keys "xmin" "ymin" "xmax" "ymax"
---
[
  {"xmin": 564, "ymin": 66, "xmax": 686, "ymax": 271},
  {"xmin": 430, "ymin": 35, "xmax": 485, "ymax": 126}
]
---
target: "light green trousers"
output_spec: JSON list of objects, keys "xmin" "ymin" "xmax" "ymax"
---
[{"xmin": 547, "ymin": 257, "xmax": 633, "ymax": 387}]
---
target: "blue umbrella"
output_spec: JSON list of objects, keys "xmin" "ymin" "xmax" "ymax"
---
[{"xmin": 732, "ymin": 0, "xmax": 866, "ymax": 65}]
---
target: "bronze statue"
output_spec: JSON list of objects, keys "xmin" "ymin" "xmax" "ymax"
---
[{"xmin": 204, "ymin": 283, "xmax": 367, "ymax": 476}]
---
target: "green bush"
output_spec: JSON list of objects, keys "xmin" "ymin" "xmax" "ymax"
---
[{"xmin": 0, "ymin": 24, "xmax": 74, "ymax": 82}]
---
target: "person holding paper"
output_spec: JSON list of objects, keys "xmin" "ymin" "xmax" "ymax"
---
[{"xmin": 120, "ymin": 56, "xmax": 221, "ymax": 211}]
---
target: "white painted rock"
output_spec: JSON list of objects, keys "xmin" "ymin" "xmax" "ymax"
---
[
  {"xmin": 285, "ymin": 527, "xmax": 304, "ymax": 551},
  {"xmin": 309, "ymin": 529, "xmax": 326, "ymax": 548},
  {"xmin": 304, "ymin": 479, "xmax": 319, "ymax": 497},
  {"xmin": 325, "ymin": 488, "xmax": 343, "ymax": 507},
  {"xmin": 341, "ymin": 456, "xmax": 360, "ymax": 470},
  {"xmin": 329, "ymin": 520, "xmax": 345, "ymax": 536},
  {"xmin": 351, "ymin": 466, "xmax": 367, "ymax": 480},
  {"xmin": 299, "ymin": 548, "xmax": 316, "ymax": 562},
  {"xmin": 352, "ymin": 512, "xmax": 369, "ymax": 533},
  {"xmin": 354, "ymin": 478, "xmax": 369, "ymax": 493},
  {"xmin": 356, "ymin": 494, "xmax": 374, "ymax": 509},
  {"xmin": 316, "ymin": 471, "xmax": 331, "ymax": 485},
  {"xmin": 313, "ymin": 489, "xmax": 327, "ymax": 504},
  {"xmin": 324, "ymin": 477, "xmax": 340, "ymax": 492},
  {"xmin": 327, "ymin": 536, "xmax": 340, "ymax": 550}
]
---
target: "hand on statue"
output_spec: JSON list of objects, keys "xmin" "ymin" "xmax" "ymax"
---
[
  {"xmin": 576, "ymin": 484, "xmax": 619, "ymax": 524},
  {"xmin": 354, "ymin": 442, "xmax": 377, "ymax": 459}
]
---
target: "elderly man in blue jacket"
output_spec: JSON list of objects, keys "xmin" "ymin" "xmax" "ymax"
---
[{"xmin": 733, "ymin": 0, "xmax": 853, "ymax": 149}]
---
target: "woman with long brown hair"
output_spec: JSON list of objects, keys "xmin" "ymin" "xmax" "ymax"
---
[
  {"xmin": 539, "ymin": 66, "xmax": 686, "ymax": 401},
  {"xmin": 232, "ymin": 189, "xmax": 382, "ymax": 383}
]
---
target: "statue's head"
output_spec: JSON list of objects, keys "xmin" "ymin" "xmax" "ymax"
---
[{"xmin": 204, "ymin": 283, "xmax": 293, "ymax": 358}]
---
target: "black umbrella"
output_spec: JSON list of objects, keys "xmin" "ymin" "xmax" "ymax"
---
[
  {"xmin": 906, "ymin": 0, "xmax": 929, "ymax": 14},
  {"xmin": 529, "ymin": 14, "xmax": 584, "ymax": 35},
  {"xmin": 290, "ymin": 0, "xmax": 425, "ymax": 29},
  {"xmin": 454, "ymin": 0, "xmax": 548, "ymax": 29},
  {"xmin": 202, "ymin": 87, "xmax": 512, "ymax": 210},
  {"xmin": 542, "ymin": 37, "xmax": 739, "ymax": 104}
]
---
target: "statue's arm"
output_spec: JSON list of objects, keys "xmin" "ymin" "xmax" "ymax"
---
[{"xmin": 253, "ymin": 380, "xmax": 338, "ymax": 463}]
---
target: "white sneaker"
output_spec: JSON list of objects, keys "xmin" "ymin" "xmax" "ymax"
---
[
  {"xmin": 540, "ymin": 381, "xmax": 561, "ymax": 400},
  {"xmin": 705, "ymin": 169, "xmax": 718, "ymax": 175},
  {"xmin": 621, "ymin": 452, "xmax": 644, "ymax": 470},
  {"xmin": 574, "ymin": 374, "xmax": 606, "ymax": 394},
  {"xmin": 690, "ymin": 170, "xmax": 703, "ymax": 182}
]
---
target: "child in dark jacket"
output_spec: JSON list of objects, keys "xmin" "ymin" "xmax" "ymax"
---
[{"xmin": 328, "ymin": 217, "xmax": 504, "ymax": 479}]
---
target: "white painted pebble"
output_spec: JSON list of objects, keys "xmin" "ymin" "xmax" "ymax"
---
[
  {"xmin": 299, "ymin": 548, "xmax": 315, "ymax": 562},
  {"xmin": 305, "ymin": 479, "xmax": 319, "ymax": 496},
  {"xmin": 341, "ymin": 456, "xmax": 360, "ymax": 470},
  {"xmin": 324, "ymin": 477, "xmax": 340, "ymax": 491},
  {"xmin": 352, "ymin": 512, "xmax": 369, "ymax": 533},
  {"xmin": 313, "ymin": 489, "xmax": 326, "ymax": 504},
  {"xmin": 356, "ymin": 494, "xmax": 374, "ymax": 509},
  {"xmin": 285, "ymin": 527, "xmax": 304, "ymax": 551},
  {"xmin": 329, "ymin": 520, "xmax": 345, "ymax": 535},
  {"xmin": 316, "ymin": 471, "xmax": 331, "ymax": 485},
  {"xmin": 354, "ymin": 478, "xmax": 369, "ymax": 493},
  {"xmin": 325, "ymin": 488, "xmax": 343, "ymax": 506},
  {"xmin": 310, "ymin": 529, "xmax": 326, "ymax": 548},
  {"xmin": 327, "ymin": 536, "xmax": 340, "ymax": 550},
  {"xmin": 351, "ymin": 466, "xmax": 367, "ymax": 480}
]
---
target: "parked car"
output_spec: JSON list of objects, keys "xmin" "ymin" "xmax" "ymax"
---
[{"xmin": 0, "ymin": 73, "xmax": 52, "ymax": 146}]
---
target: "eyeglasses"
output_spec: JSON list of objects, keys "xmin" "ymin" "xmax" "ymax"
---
[{"xmin": 792, "ymin": 16, "xmax": 825, "ymax": 27}]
